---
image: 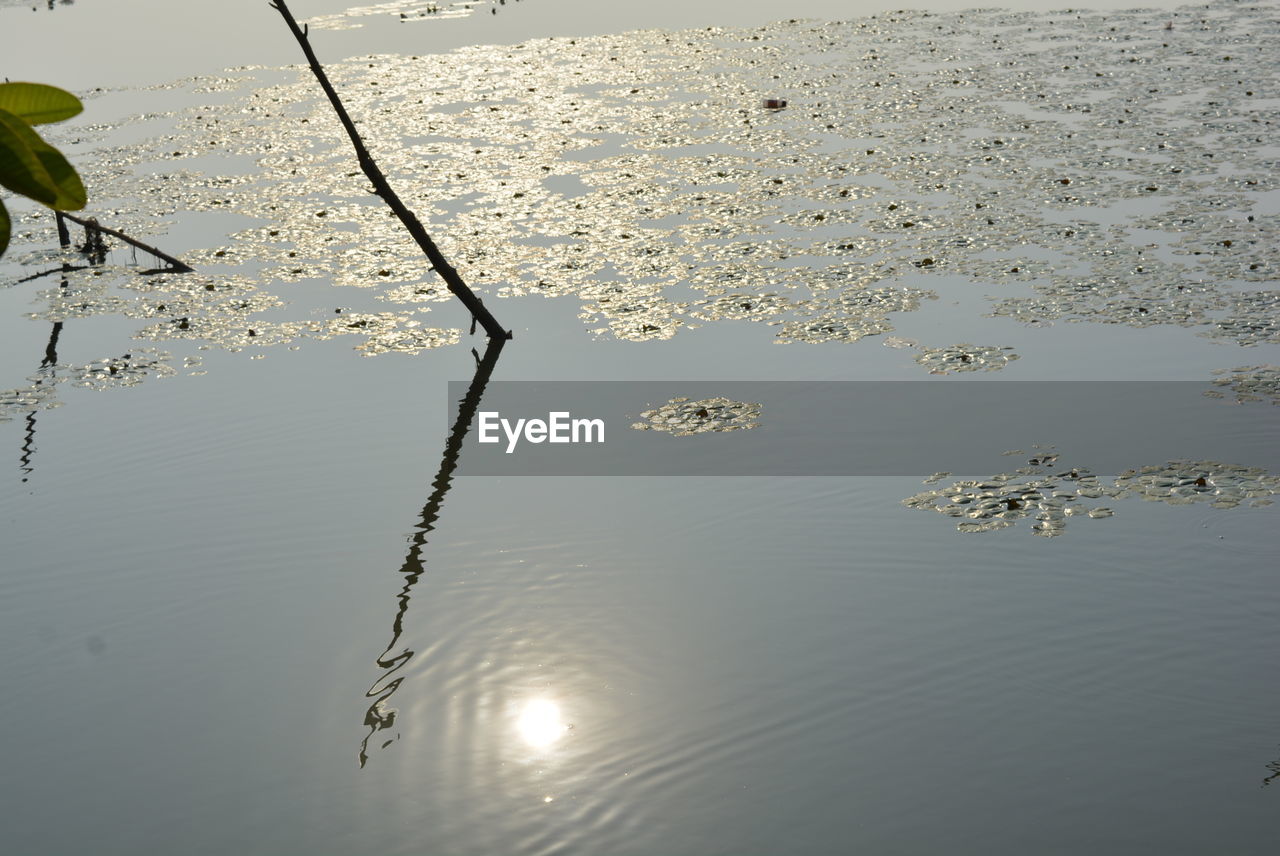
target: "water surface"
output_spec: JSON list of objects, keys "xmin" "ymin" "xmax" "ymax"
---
[{"xmin": 1, "ymin": 1, "xmax": 1277, "ymax": 854}]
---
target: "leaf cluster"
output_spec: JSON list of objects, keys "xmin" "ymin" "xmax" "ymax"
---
[{"xmin": 0, "ymin": 82, "xmax": 87, "ymax": 257}]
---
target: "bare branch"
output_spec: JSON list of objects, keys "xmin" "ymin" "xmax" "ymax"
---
[{"xmin": 268, "ymin": 0, "xmax": 511, "ymax": 340}]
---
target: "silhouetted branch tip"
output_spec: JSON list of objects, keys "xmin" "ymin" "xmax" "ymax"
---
[{"xmin": 269, "ymin": 0, "xmax": 512, "ymax": 340}]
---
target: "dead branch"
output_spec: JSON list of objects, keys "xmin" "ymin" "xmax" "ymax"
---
[
  {"xmin": 268, "ymin": 0, "xmax": 511, "ymax": 340},
  {"xmin": 55, "ymin": 211, "xmax": 194, "ymax": 272}
]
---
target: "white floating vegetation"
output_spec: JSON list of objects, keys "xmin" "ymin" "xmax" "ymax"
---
[
  {"xmin": 68, "ymin": 348, "xmax": 178, "ymax": 390},
  {"xmin": 353, "ymin": 321, "xmax": 460, "ymax": 355},
  {"xmin": 1, "ymin": 348, "xmax": 178, "ymax": 424},
  {"xmin": 688, "ymin": 292, "xmax": 790, "ymax": 322},
  {"xmin": 882, "ymin": 336, "xmax": 918, "ymax": 350},
  {"xmin": 775, "ymin": 317, "xmax": 893, "ymax": 344},
  {"xmin": 304, "ymin": 1, "xmax": 472, "ymax": 31},
  {"xmin": 903, "ymin": 456, "xmax": 1116, "ymax": 538},
  {"xmin": 5, "ymin": 0, "xmax": 1277, "ymax": 374},
  {"xmin": 810, "ymin": 285, "xmax": 936, "ymax": 317},
  {"xmin": 633, "ymin": 396, "xmax": 762, "ymax": 436},
  {"xmin": 1204, "ymin": 365, "xmax": 1280, "ymax": 406},
  {"xmin": 1112, "ymin": 461, "xmax": 1280, "ymax": 509},
  {"xmin": 914, "ymin": 344, "xmax": 1019, "ymax": 374},
  {"xmin": 1200, "ymin": 292, "xmax": 1280, "ymax": 347},
  {"xmin": 0, "ymin": 383, "xmax": 62, "ymax": 424},
  {"xmin": 904, "ymin": 452, "xmax": 1280, "ymax": 535}
]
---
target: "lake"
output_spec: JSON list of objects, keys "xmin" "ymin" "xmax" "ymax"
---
[{"xmin": 1, "ymin": 1, "xmax": 1278, "ymax": 853}]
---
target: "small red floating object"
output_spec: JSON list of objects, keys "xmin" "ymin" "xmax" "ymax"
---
[{"xmin": 763, "ymin": 98, "xmax": 787, "ymax": 109}]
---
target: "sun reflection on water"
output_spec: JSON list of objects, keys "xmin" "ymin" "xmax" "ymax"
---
[{"xmin": 516, "ymin": 698, "xmax": 567, "ymax": 749}]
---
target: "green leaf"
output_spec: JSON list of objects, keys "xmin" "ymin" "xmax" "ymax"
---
[
  {"xmin": 30, "ymin": 133, "xmax": 86, "ymax": 210},
  {"xmin": 0, "ymin": 82, "xmax": 83, "ymax": 125},
  {"xmin": 0, "ymin": 108, "xmax": 85, "ymax": 210},
  {"xmin": 0, "ymin": 108, "xmax": 56, "ymax": 205},
  {"xmin": 0, "ymin": 198, "xmax": 10, "ymax": 257}
]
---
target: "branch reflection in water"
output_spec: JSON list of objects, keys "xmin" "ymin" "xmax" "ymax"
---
[
  {"xmin": 359, "ymin": 336, "xmax": 506, "ymax": 767},
  {"xmin": 17, "ymin": 267, "xmax": 69, "ymax": 483}
]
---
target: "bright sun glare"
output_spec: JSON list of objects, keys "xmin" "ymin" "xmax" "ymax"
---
[{"xmin": 517, "ymin": 699, "xmax": 566, "ymax": 748}]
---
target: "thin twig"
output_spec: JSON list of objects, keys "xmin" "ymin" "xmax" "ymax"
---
[
  {"xmin": 55, "ymin": 211, "xmax": 193, "ymax": 272},
  {"xmin": 268, "ymin": 0, "xmax": 511, "ymax": 340}
]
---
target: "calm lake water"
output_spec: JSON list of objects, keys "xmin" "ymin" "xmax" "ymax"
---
[{"xmin": 2, "ymin": 1, "xmax": 1279, "ymax": 854}]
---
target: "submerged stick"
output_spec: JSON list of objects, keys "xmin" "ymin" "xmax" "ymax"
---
[
  {"xmin": 55, "ymin": 211, "xmax": 70, "ymax": 247},
  {"xmin": 55, "ymin": 211, "xmax": 194, "ymax": 272},
  {"xmin": 268, "ymin": 0, "xmax": 512, "ymax": 340}
]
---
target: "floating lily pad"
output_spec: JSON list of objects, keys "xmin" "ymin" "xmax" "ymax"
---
[
  {"xmin": 0, "ymin": 381, "xmax": 61, "ymax": 423},
  {"xmin": 688, "ymin": 292, "xmax": 790, "ymax": 322},
  {"xmin": 776, "ymin": 316, "xmax": 892, "ymax": 344},
  {"xmin": 905, "ymin": 452, "xmax": 1280, "ymax": 535},
  {"xmin": 903, "ymin": 454, "xmax": 1116, "ymax": 538},
  {"xmin": 1113, "ymin": 461, "xmax": 1280, "ymax": 508},
  {"xmin": 915, "ymin": 343, "xmax": 1019, "ymax": 374},
  {"xmin": 5, "ymin": 0, "xmax": 1277, "ymax": 379},
  {"xmin": 68, "ymin": 347, "xmax": 177, "ymax": 390},
  {"xmin": 1204, "ymin": 365, "xmax": 1280, "ymax": 406},
  {"xmin": 632, "ymin": 396, "xmax": 761, "ymax": 436}
]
